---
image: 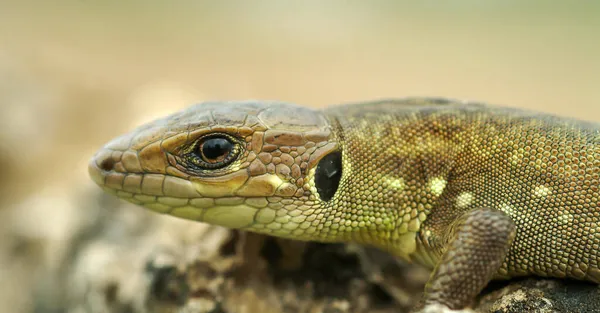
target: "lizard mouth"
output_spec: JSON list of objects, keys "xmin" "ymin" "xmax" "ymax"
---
[{"xmin": 89, "ymin": 150, "xmax": 278, "ymax": 230}]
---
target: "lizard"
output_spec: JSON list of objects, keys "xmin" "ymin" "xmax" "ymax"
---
[{"xmin": 88, "ymin": 98, "xmax": 600, "ymax": 311}]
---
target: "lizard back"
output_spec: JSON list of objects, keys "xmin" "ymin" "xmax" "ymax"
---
[{"xmin": 326, "ymin": 98, "xmax": 600, "ymax": 282}]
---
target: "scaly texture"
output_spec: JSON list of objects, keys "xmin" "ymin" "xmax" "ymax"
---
[{"xmin": 89, "ymin": 98, "xmax": 600, "ymax": 310}]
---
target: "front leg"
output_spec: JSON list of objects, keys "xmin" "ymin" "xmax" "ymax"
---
[{"xmin": 422, "ymin": 208, "xmax": 516, "ymax": 309}]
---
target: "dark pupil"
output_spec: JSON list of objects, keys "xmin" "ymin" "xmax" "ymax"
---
[
  {"xmin": 314, "ymin": 151, "xmax": 342, "ymax": 201},
  {"xmin": 201, "ymin": 138, "xmax": 233, "ymax": 161}
]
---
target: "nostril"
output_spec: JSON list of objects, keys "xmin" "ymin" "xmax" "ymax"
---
[{"xmin": 99, "ymin": 157, "xmax": 117, "ymax": 172}]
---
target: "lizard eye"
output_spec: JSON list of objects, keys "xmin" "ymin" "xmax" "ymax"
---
[{"xmin": 192, "ymin": 134, "xmax": 240, "ymax": 169}]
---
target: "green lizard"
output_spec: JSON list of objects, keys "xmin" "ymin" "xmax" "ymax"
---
[{"xmin": 88, "ymin": 98, "xmax": 600, "ymax": 310}]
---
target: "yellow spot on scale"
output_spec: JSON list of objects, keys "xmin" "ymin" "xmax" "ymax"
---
[
  {"xmin": 557, "ymin": 212, "xmax": 574, "ymax": 225},
  {"xmin": 306, "ymin": 168, "xmax": 319, "ymax": 195},
  {"xmin": 509, "ymin": 154, "xmax": 521, "ymax": 166},
  {"xmin": 534, "ymin": 185, "xmax": 551, "ymax": 197},
  {"xmin": 267, "ymin": 174, "xmax": 284, "ymax": 188},
  {"xmin": 500, "ymin": 203, "xmax": 517, "ymax": 217},
  {"xmin": 456, "ymin": 192, "xmax": 474, "ymax": 208},
  {"xmin": 385, "ymin": 177, "xmax": 405, "ymax": 191},
  {"xmin": 427, "ymin": 177, "xmax": 447, "ymax": 197}
]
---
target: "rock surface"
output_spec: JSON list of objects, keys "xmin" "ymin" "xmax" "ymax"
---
[{"xmin": 21, "ymin": 190, "xmax": 598, "ymax": 313}]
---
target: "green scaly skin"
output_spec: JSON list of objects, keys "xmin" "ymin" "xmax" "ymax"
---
[{"xmin": 89, "ymin": 98, "xmax": 600, "ymax": 310}]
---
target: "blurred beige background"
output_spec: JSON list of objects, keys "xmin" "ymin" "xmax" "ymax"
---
[{"xmin": 0, "ymin": 1, "xmax": 599, "ymax": 312}]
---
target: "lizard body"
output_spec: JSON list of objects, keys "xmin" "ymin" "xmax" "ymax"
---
[{"xmin": 89, "ymin": 98, "xmax": 600, "ymax": 310}]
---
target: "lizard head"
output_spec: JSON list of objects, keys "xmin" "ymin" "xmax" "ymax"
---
[{"xmin": 89, "ymin": 101, "xmax": 347, "ymax": 242}]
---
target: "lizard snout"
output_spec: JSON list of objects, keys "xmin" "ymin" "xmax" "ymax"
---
[{"xmin": 88, "ymin": 150, "xmax": 117, "ymax": 187}]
